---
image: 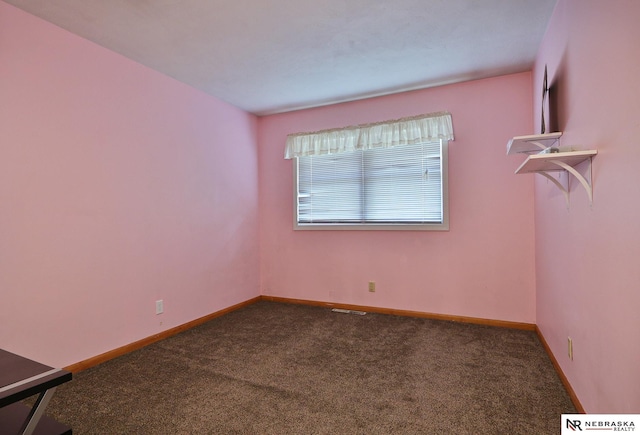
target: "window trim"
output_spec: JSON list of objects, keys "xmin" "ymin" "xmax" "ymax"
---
[{"xmin": 292, "ymin": 140, "xmax": 449, "ymax": 231}]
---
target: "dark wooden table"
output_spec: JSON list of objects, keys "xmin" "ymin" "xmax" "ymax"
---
[{"xmin": 0, "ymin": 349, "xmax": 72, "ymax": 435}]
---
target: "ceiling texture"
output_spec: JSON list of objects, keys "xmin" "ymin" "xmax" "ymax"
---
[{"xmin": 4, "ymin": 0, "xmax": 557, "ymax": 115}]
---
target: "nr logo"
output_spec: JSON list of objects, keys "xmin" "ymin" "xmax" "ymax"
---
[{"xmin": 566, "ymin": 419, "xmax": 582, "ymax": 431}]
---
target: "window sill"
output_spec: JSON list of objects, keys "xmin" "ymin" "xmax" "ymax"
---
[{"xmin": 294, "ymin": 222, "xmax": 449, "ymax": 231}]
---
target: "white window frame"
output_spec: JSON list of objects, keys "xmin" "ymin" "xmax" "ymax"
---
[{"xmin": 293, "ymin": 140, "xmax": 449, "ymax": 231}]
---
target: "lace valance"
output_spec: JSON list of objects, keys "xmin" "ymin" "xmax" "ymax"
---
[{"xmin": 284, "ymin": 111, "xmax": 454, "ymax": 159}]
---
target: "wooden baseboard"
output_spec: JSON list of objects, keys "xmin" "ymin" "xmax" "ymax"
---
[
  {"xmin": 535, "ymin": 326, "xmax": 585, "ymax": 413},
  {"xmin": 64, "ymin": 297, "xmax": 261, "ymax": 373},
  {"xmin": 260, "ymin": 295, "xmax": 536, "ymax": 331}
]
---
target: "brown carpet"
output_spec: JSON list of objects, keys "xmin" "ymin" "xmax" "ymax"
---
[{"xmin": 42, "ymin": 301, "xmax": 575, "ymax": 434}]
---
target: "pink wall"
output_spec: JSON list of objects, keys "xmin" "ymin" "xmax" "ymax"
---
[
  {"xmin": 534, "ymin": 0, "xmax": 640, "ymax": 413},
  {"xmin": 11, "ymin": 1, "xmax": 637, "ymax": 414},
  {"xmin": 0, "ymin": 2, "xmax": 260, "ymax": 368},
  {"xmin": 259, "ymin": 73, "xmax": 536, "ymax": 323}
]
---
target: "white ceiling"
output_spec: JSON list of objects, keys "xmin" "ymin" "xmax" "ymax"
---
[{"xmin": 4, "ymin": 0, "xmax": 557, "ymax": 115}]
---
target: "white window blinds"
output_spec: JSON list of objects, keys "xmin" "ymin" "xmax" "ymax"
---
[{"xmin": 296, "ymin": 141, "xmax": 446, "ymax": 226}]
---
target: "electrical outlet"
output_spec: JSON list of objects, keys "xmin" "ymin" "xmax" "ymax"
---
[
  {"xmin": 368, "ymin": 281, "xmax": 376, "ymax": 292},
  {"xmin": 156, "ymin": 300, "xmax": 164, "ymax": 315},
  {"xmin": 568, "ymin": 337, "xmax": 573, "ymax": 360}
]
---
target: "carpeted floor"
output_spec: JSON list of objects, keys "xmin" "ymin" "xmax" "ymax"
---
[{"xmin": 42, "ymin": 301, "xmax": 575, "ymax": 434}]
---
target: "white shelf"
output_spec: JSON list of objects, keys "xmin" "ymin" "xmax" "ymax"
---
[
  {"xmin": 515, "ymin": 150, "xmax": 597, "ymax": 174},
  {"xmin": 507, "ymin": 132, "xmax": 562, "ymax": 155},
  {"xmin": 514, "ymin": 149, "xmax": 598, "ymax": 206},
  {"xmin": 507, "ymin": 130, "xmax": 598, "ymax": 206}
]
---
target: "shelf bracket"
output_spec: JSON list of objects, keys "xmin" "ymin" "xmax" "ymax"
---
[
  {"xmin": 539, "ymin": 157, "xmax": 594, "ymax": 206},
  {"xmin": 537, "ymin": 171, "xmax": 570, "ymax": 206}
]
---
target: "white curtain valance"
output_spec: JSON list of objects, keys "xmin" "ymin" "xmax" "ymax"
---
[{"xmin": 284, "ymin": 111, "xmax": 453, "ymax": 159}]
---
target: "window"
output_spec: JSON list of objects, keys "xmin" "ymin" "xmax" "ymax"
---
[
  {"xmin": 294, "ymin": 140, "xmax": 448, "ymax": 230},
  {"xmin": 284, "ymin": 111, "xmax": 453, "ymax": 230}
]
